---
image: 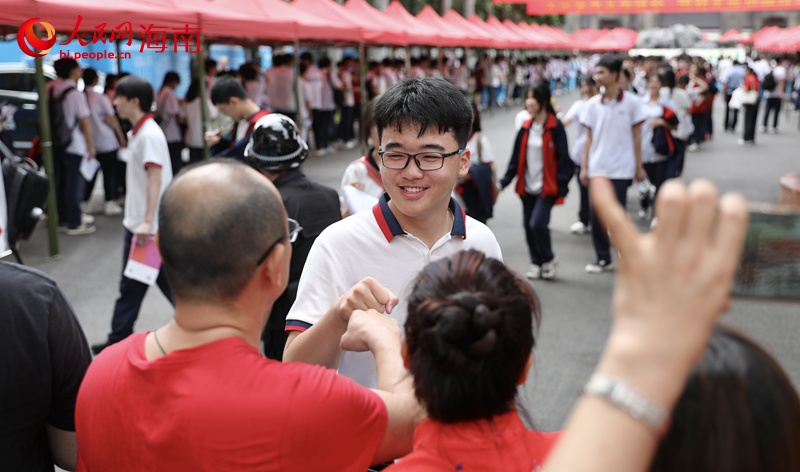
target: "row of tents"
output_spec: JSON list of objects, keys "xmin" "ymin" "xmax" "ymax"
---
[
  {"xmin": 2, "ymin": 0, "xmax": 639, "ymax": 52},
  {"xmin": 718, "ymin": 26, "xmax": 800, "ymax": 53}
]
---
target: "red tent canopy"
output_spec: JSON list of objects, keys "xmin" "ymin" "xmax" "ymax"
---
[
  {"xmin": 718, "ymin": 29, "xmax": 742, "ymax": 43},
  {"xmin": 440, "ymin": 9, "xmax": 497, "ymax": 48},
  {"xmin": 24, "ymin": 0, "xmax": 195, "ymax": 32},
  {"xmin": 485, "ymin": 16, "xmax": 530, "ymax": 48},
  {"xmin": 572, "ymin": 28, "xmax": 637, "ymax": 52},
  {"xmin": 383, "ymin": 1, "xmax": 443, "ymax": 46},
  {"xmin": 742, "ymin": 25, "xmax": 780, "ymax": 45},
  {"xmin": 211, "ymin": 0, "xmax": 362, "ymax": 42},
  {"xmin": 467, "ymin": 14, "xmax": 527, "ymax": 49},
  {"xmin": 342, "ymin": 0, "xmax": 409, "ymax": 46},
  {"xmin": 149, "ymin": 0, "xmax": 298, "ymax": 41},
  {"xmin": 518, "ymin": 22, "xmax": 557, "ymax": 50},
  {"xmin": 755, "ymin": 25, "xmax": 800, "ymax": 53},
  {"xmin": 540, "ymin": 24, "xmax": 574, "ymax": 46},
  {"xmin": 292, "ymin": 0, "xmax": 410, "ymax": 45},
  {"xmin": 415, "ymin": 5, "xmax": 473, "ymax": 48}
]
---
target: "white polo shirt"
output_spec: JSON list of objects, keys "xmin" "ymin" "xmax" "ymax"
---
[
  {"xmin": 286, "ymin": 194, "xmax": 503, "ymax": 388},
  {"xmin": 580, "ymin": 90, "xmax": 646, "ymax": 180},
  {"xmin": 122, "ymin": 115, "xmax": 173, "ymax": 233}
]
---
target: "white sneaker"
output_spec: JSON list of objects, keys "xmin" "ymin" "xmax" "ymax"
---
[
  {"xmin": 585, "ymin": 260, "xmax": 615, "ymax": 274},
  {"xmin": 65, "ymin": 224, "xmax": 96, "ymax": 236},
  {"xmin": 81, "ymin": 213, "xmax": 95, "ymax": 225},
  {"xmin": 344, "ymin": 140, "xmax": 356, "ymax": 149},
  {"xmin": 105, "ymin": 201, "xmax": 123, "ymax": 216},
  {"xmin": 541, "ymin": 259, "xmax": 558, "ymax": 280},
  {"xmin": 525, "ymin": 264, "xmax": 541, "ymax": 280},
  {"xmin": 80, "ymin": 201, "xmax": 99, "ymax": 214},
  {"xmin": 759, "ymin": 126, "xmax": 767, "ymax": 133},
  {"xmin": 687, "ymin": 143, "xmax": 699, "ymax": 152},
  {"xmin": 569, "ymin": 221, "xmax": 589, "ymax": 234},
  {"xmin": 314, "ymin": 148, "xmax": 328, "ymax": 157}
]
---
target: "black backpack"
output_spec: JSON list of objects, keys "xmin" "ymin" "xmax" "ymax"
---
[
  {"xmin": 762, "ymin": 71, "xmax": 776, "ymax": 92},
  {"xmin": 48, "ymin": 86, "xmax": 78, "ymax": 151},
  {"xmin": 2, "ymin": 152, "xmax": 49, "ymax": 264}
]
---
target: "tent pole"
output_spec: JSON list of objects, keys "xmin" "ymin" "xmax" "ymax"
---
[
  {"xmin": 438, "ymin": 47, "xmax": 443, "ymax": 77},
  {"xmin": 293, "ymin": 39, "xmax": 301, "ymax": 129},
  {"xmin": 405, "ymin": 45, "xmax": 411, "ymax": 71},
  {"xmin": 359, "ymin": 41, "xmax": 367, "ymax": 156},
  {"xmin": 197, "ymin": 34, "xmax": 210, "ymax": 160},
  {"xmin": 115, "ymin": 40, "xmax": 123, "ymax": 74},
  {"xmin": 35, "ymin": 56, "xmax": 59, "ymax": 257}
]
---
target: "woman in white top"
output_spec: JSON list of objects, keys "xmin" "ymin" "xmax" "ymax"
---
[
  {"xmin": 659, "ymin": 69, "xmax": 693, "ymax": 179},
  {"xmin": 456, "ymin": 103, "xmax": 496, "ymax": 224},
  {"xmin": 182, "ymin": 79, "xmax": 218, "ymax": 164},
  {"xmin": 499, "ymin": 83, "xmax": 574, "ymax": 281},
  {"xmin": 559, "ymin": 76, "xmax": 598, "ymax": 234},
  {"xmin": 640, "ymin": 73, "xmax": 679, "ymax": 220}
]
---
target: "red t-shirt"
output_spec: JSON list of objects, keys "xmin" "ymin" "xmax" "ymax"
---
[
  {"xmin": 76, "ymin": 332, "xmax": 388, "ymax": 471},
  {"xmin": 386, "ymin": 410, "xmax": 560, "ymax": 472}
]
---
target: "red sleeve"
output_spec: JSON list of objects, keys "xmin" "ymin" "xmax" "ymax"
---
[{"xmin": 289, "ymin": 366, "xmax": 388, "ymax": 470}]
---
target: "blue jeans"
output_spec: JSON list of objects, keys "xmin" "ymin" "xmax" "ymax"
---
[
  {"xmin": 108, "ymin": 228, "xmax": 175, "ymax": 343},
  {"xmin": 521, "ymin": 193, "xmax": 557, "ymax": 265},
  {"xmin": 54, "ymin": 151, "xmax": 85, "ymax": 228},
  {"xmin": 590, "ymin": 179, "xmax": 631, "ymax": 263}
]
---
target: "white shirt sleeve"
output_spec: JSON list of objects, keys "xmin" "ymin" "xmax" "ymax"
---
[
  {"xmin": 286, "ymin": 232, "xmax": 349, "ymax": 328},
  {"xmin": 629, "ymin": 98, "xmax": 647, "ymax": 126},
  {"xmin": 341, "ymin": 162, "xmax": 367, "ymax": 190},
  {"xmin": 477, "ymin": 135, "xmax": 494, "ymax": 164}
]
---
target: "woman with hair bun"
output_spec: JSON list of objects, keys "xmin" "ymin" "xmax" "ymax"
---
[{"xmin": 387, "ymin": 249, "xmax": 558, "ymax": 471}]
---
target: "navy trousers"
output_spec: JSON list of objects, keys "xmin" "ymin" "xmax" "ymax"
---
[
  {"xmin": 590, "ymin": 179, "xmax": 631, "ymax": 263},
  {"xmin": 521, "ymin": 193, "xmax": 557, "ymax": 265}
]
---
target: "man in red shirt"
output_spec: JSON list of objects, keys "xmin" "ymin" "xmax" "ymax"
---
[{"xmin": 75, "ymin": 160, "xmax": 416, "ymax": 471}]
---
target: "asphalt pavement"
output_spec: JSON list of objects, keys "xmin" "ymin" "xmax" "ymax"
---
[{"xmin": 10, "ymin": 90, "xmax": 800, "ymax": 432}]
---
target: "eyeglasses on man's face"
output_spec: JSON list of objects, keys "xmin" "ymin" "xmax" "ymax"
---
[
  {"xmin": 255, "ymin": 218, "xmax": 302, "ymax": 266},
  {"xmin": 378, "ymin": 149, "xmax": 463, "ymax": 171}
]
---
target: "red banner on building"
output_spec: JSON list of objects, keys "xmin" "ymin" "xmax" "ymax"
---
[{"xmin": 523, "ymin": 0, "xmax": 800, "ymax": 14}]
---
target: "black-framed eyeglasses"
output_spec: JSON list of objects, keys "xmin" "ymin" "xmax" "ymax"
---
[
  {"xmin": 378, "ymin": 149, "xmax": 463, "ymax": 171},
  {"xmin": 255, "ymin": 218, "xmax": 302, "ymax": 266}
]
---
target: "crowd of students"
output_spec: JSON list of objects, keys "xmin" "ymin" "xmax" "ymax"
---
[{"xmin": 2, "ymin": 49, "xmax": 799, "ymax": 471}]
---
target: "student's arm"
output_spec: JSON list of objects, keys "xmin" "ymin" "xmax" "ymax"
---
[
  {"xmin": 104, "ymin": 115, "xmax": 127, "ymax": 148},
  {"xmin": 135, "ymin": 165, "xmax": 162, "ymax": 246},
  {"xmin": 580, "ymin": 127, "xmax": 592, "ymax": 186},
  {"xmin": 283, "ymin": 277, "xmax": 399, "ymax": 369},
  {"xmin": 544, "ymin": 178, "xmax": 748, "ymax": 472},
  {"xmin": 498, "ymin": 127, "xmax": 524, "ymax": 191},
  {"xmin": 79, "ymin": 117, "xmax": 96, "ymax": 159},
  {"xmin": 554, "ymin": 122, "xmax": 574, "ymax": 196},
  {"xmin": 341, "ymin": 309, "xmax": 418, "ymax": 463},
  {"xmin": 632, "ymin": 124, "xmax": 645, "ymax": 182}
]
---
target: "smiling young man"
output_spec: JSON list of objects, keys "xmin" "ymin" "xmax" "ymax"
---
[{"xmin": 283, "ymin": 78, "xmax": 503, "ymax": 387}]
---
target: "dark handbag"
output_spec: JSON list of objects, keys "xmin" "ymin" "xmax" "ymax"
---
[{"xmin": 652, "ymin": 126, "xmax": 676, "ymax": 159}]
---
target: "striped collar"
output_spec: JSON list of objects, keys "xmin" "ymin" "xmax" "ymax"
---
[{"xmin": 371, "ymin": 193, "xmax": 467, "ymax": 243}]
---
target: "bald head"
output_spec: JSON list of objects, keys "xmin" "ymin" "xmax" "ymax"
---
[{"xmin": 158, "ymin": 159, "xmax": 286, "ymax": 303}]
